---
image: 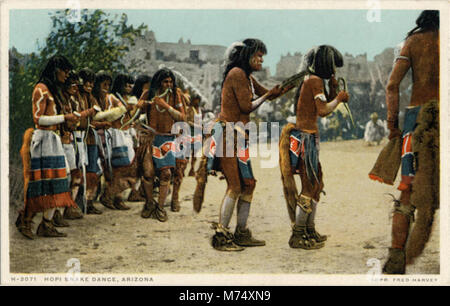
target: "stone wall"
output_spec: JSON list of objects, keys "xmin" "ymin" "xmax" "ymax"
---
[
  {"xmin": 122, "ymin": 30, "xmax": 226, "ymax": 109},
  {"xmin": 275, "ymin": 52, "xmax": 303, "ymax": 79},
  {"xmin": 157, "ymin": 41, "xmax": 226, "ymax": 64}
]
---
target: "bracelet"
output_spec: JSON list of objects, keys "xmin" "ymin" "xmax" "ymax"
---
[{"xmin": 168, "ymin": 106, "xmax": 181, "ymax": 118}]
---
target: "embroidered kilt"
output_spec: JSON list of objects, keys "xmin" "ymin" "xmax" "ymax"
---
[
  {"xmin": 289, "ymin": 129, "xmax": 320, "ymax": 185},
  {"xmin": 63, "ymin": 143, "xmax": 77, "ymax": 172},
  {"xmin": 26, "ymin": 129, "xmax": 76, "ymax": 212},
  {"xmin": 152, "ymin": 134, "xmax": 176, "ymax": 170},
  {"xmin": 73, "ymin": 130, "xmax": 88, "ymax": 168},
  {"xmin": 174, "ymin": 134, "xmax": 191, "ymax": 161},
  {"xmin": 86, "ymin": 129, "xmax": 103, "ymax": 175},
  {"xmin": 398, "ymin": 106, "xmax": 421, "ymax": 191},
  {"xmin": 205, "ymin": 121, "xmax": 255, "ymax": 181},
  {"xmin": 108, "ymin": 128, "xmax": 135, "ymax": 167},
  {"xmin": 236, "ymin": 140, "xmax": 254, "ymax": 181}
]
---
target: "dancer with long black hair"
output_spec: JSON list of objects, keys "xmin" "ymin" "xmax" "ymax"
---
[
  {"xmin": 280, "ymin": 45, "xmax": 349, "ymax": 250},
  {"xmin": 17, "ymin": 55, "xmax": 83, "ymax": 238},
  {"xmin": 379, "ymin": 10, "xmax": 440, "ymax": 274},
  {"xmin": 206, "ymin": 39, "xmax": 289, "ymax": 251},
  {"xmin": 139, "ymin": 68, "xmax": 186, "ymax": 222}
]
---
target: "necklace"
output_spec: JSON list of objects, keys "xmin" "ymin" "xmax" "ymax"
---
[
  {"xmin": 155, "ymin": 89, "xmax": 171, "ymax": 113},
  {"xmin": 156, "ymin": 105, "xmax": 166, "ymax": 113}
]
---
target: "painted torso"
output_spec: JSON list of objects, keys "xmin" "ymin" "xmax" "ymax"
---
[
  {"xmin": 295, "ymin": 75, "xmax": 325, "ymax": 134},
  {"xmin": 218, "ymin": 67, "xmax": 267, "ymax": 124}
]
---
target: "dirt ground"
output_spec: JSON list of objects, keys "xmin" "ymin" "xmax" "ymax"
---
[{"xmin": 8, "ymin": 139, "xmax": 439, "ymax": 278}]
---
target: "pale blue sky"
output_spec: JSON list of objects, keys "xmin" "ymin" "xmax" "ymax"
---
[{"xmin": 10, "ymin": 9, "xmax": 422, "ymax": 74}]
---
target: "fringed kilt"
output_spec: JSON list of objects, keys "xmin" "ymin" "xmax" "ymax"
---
[{"xmin": 289, "ymin": 129, "xmax": 320, "ymax": 185}]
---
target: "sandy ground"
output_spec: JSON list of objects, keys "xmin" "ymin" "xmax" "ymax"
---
[{"xmin": 8, "ymin": 139, "xmax": 439, "ymax": 277}]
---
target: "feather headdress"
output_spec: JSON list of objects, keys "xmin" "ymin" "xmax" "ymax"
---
[{"xmin": 223, "ymin": 41, "xmax": 245, "ymax": 66}]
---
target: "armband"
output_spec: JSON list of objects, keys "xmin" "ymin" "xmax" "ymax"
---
[
  {"xmin": 38, "ymin": 115, "xmax": 65, "ymax": 126},
  {"xmin": 395, "ymin": 56, "xmax": 409, "ymax": 62},
  {"xmin": 127, "ymin": 96, "xmax": 138, "ymax": 105},
  {"xmin": 93, "ymin": 105, "xmax": 127, "ymax": 122},
  {"xmin": 314, "ymin": 93, "xmax": 327, "ymax": 102}
]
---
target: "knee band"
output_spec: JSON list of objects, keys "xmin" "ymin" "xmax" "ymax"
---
[
  {"xmin": 297, "ymin": 194, "xmax": 313, "ymax": 214},
  {"xmin": 227, "ymin": 188, "xmax": 241, "ymax": 201},
  {"xmin": 239, "ymin": 194, "xmax": 253, "ymax": 203},
  {"xmin": 393, "ymin": 202, "xmax": 416, "ymax": 222},
  {"xmin": 159, "ymin": 179, "xmax": 170, "ymax": 186},
  {"xmin": 240, "ymin": 180, "xmax": 255, "ymax": 203}
]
